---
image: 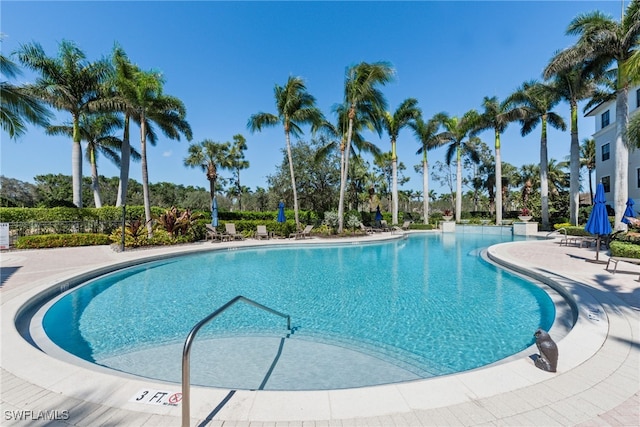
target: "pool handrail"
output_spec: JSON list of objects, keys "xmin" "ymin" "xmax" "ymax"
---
[{"xmin": 181, "ymin": 295, "xmax": 291, "ymax": 427}]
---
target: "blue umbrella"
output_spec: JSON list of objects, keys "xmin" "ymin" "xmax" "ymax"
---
[
  {"xmin": 621, "ymin": 198, "xmax": 635, "ymax": 224},
  {"xmin": 211, "ymin": 196, "xmax": 219, "ymax": 227},
  {"xmin": 375, "ymin": 205, "xmax": 383, "ymax": 222},
  {"xmin": 584, "ymin": 182, "xmax": 611, "ymax": 262},
  {"xmin": 277, "ymin": 201, "xmax": 286, "ymax": 223}
]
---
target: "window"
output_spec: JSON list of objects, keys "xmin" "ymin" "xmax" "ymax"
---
[
  {"xmin": 601, "ymin": 110, "xmax": 610, "ymax": 128},
  {"xmin": 602, "ymin": 176, "xmax": 611, "ymax": 193},
  {"xmin": 637, "ymin": 88, "xmax": 640, "ymax": 108},
  {"xmin": 601, "ymin": 143, "xmax": 610, "ymax": 161},
  {"xmin": 637, "ymin": 168, "xmax": 640, "ymax": 188}
]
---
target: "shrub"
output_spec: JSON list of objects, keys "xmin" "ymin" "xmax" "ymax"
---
[
  {"xmin": 16, "ymin": 233, "xmax": 110, "ymax": 249},
  {"xmin": 609, "ymin": 241, "xmax": 640, "ymax": 258}
]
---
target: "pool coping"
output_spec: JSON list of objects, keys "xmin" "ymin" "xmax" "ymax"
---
[{"xmin": 1, "ymin": 231, "xmax": 638, "ymax": 425}]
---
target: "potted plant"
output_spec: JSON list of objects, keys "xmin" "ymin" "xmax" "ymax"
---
[
  {"xmin": 518, "ymin": 208, "xmax": 532, "ymax": 222},
  {"xmin": 443, "ymin": 209, "xmax": 453, "ymax": 221}
]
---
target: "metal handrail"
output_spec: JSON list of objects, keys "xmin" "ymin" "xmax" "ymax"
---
[
  {"xmin": 546, "ymin": 227, "xmax": 567, "ymax": 238},
  {"xmin": 181, "ymin": 295, "xmax": 291, "ymax": 427}
]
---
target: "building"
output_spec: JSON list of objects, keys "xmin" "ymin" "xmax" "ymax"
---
[{"xmin": 585, "ymin": 85, "xmax": 640, "ymax": 217}]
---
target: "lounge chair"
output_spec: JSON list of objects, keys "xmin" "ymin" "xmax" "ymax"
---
[
  {"xmin": 225, "ymin": 222, "xmax": 245, "ymax": 240},
  {"xmin": 289, "ymin": 224, "xmax": 314, "ymax": 239},
  {"xmin": 379, "ymin": 220, "xmax": 391, "ymax": 232},
  {"xmin": 206, "ymin": 224, "xmax": 229, "ymax": 242},
  {"xmin": 400, "ymin": 220, "xmax": 411, "ymax": 231},
  {"xmin": 605, "ymin": 256, "xmax": 640, "ymax": 274},
  {"xmin": 360, "ymin": 222, "xmax": 374, "ymax": 234},
  {"xmin": 255, "ymin": 225, "xmax": 270, "ymax": 240}
]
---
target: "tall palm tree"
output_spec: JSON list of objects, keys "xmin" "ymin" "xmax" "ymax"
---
[
  {"xmin": 1, "ymin": 50, "xmax": 51, "ymax": 139},
  {"xmin": 229, "ymin": 134, "xmax": 250, "ymax": 210},
  {"xmin": 46, "ymin": 113, "xmax": 135, "ymax": 207},
  {"xmin": 184, "ymin": 139, "xmax": 232, "ymax": 207},
  {"xmin": 543, "ymin": 62, "xmax": 603, "ymax": 225},
  {"xmin": 474, "ymin": 96, "xmax": 521, "ymax": 225},
  {"xmin": 338, "ymin": 61, "xmax": 394, "ymax": 233},
  {"xmin": 125, "ymin": 70, "xmax": 192, "ymax": 236},
  {"xmin": 410, "ymin": 115, "xmax": 443, "ymax": 224},
  {"xmin": 545, "ymin": 0, "xmax": 640, "ymax": 230},
  {"xmin": 248, "ymin": 76, "xmax": 324, "ymax": 229},
  {"xmin": 16, "ymin": 40, "xmax": 111, "ymax": 207},
  {"xmin": 507, "ymin": 80, "xmax": 566, "ymax": 230},
  {"xmin": 580, "ymin": 137, "xmax": 596, "ymax": 204},
  {"xmin": 382, "ymin": 98, "xmax": 421, "ymax": 225},
  {"xmin": 435, "ymin": 110, "xmax": 481, "ymax": 223}
]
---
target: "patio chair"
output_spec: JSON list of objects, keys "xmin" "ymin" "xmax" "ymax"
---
[
  {"xmin": 224, "ymin": 222, "xmax": 245, "ymax": 240},
  {"xmin": 400, "ymin": 220, "xmax": 411, "ymax": 231},
  {"xmin": 289, "ymin": 224, "xmax": 314, "ymax": 239},
  {"xmin": 255, "ymin": 225, "xmax": 270, "ymax": 240},
  {"xmin": 379, "ymin": 220, "xmax": 391, "ymax": 232},
  {"xmin": 360, "ymin": 222, "xmax": 374, "ymax": 234},
  {"xmin": 206, "ymin": 224, "xmax": 229, "ymax": 242}
]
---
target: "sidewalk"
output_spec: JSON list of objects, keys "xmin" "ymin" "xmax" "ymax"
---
[{"xmin": 1, "ymin": 234, "xmax": 638, "ymax": 426}]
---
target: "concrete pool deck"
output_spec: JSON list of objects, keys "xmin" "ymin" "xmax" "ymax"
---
[{"xmin": 1, "ymin": 232, "xmax": 638, "ymax": 426}]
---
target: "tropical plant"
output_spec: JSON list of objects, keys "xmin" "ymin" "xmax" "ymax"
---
[
  {"xmin": 474, "ymin": 96, "xmax": 522, "ymax": 225},
  {"xmin": 410, "ymin": 115, "xmax": 443, "ymax": 224},
  {"xmin": 543, "ymin": 60, "xmax": 603, "ymax": 225},
  {"xmin": 434, "ymin": 110, "xmax": 481, "ymax": 222},
  {"xmin": 228, "ymin": 134, "xmax": 250, "ymax": 210},
  {"xmin": 45, "ymin": 113, "xmax": 134, "ymax": 207},
  {"xmin": 381, "ymin": 98, "xmax": 420, "ymax": 224},
  {"xmin": 1, "ymin": 49, "xmax": 51, "ymax": 139},
  {"xmin": 337, "ymin": 61, "xmax": 394, "ymax": 233},
  {"xmin": 506, "ymin": 80, "xmax": 566, "ymax": 230},
  {"xmin": 183, "ymin": 139, "xmax": 232, "ymax": 210},
  {"xmin": 579, "ymin": 137, "xmax": 596, "ymax": 204},
  {"xmin": 16, "ymin": 40, "xmax": 111, "ymax": 207},
  {"xmin": 248, "ymin": 76, "xmax": 324, "ymax": 229},
  {"xmin": 545, "ymin": 0, "xmax": 640, "ymax": 230}
]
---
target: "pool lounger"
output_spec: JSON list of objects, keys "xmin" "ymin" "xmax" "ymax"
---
[{"xmin": 605, "ymin": 256, "xmax": 640, "ymax": 278}]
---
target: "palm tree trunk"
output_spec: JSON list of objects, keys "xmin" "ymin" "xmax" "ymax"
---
[
  {"xmin": 90, "ymin": 149, "xmax": 102, "ymax": 208},
  {"xmin": 391, "ymin": 138, "xmax": 398, "ymax": 225},
  {"xmin": 72, "ymin": 115, "xmax": 83, "ymax": 208},
  {"xmin": 569, "ymin": 103, "xmax": 580, "ymax": 226},
  {"xmin": 456, "ymin": 146, "xmax": 462, "ymax": 222},
  {"xmin": 285, "ymin": 130, "xmax": 300, "ymax": 229},
  {"xmin": 116, "ymin": 114, "xmax": 131, "ymax": 207},
  {"xmin": 422, "ymin": 153, "xmax": 429, "ymax": 225},
  {"xmin": 614, "ymin": 87, "xmax": 629, "ymax": 231},
  {"xmin": 338, "ymin": 112, "xmax": 355, "ymax": 234},
  {"xmin": 540, "ymin": 118, "xmax": 550, "ymax": 230},
  {"xmin": 494, "ymin": 129, "xmax": 503, "ymax": 226},
  {"xmin": 140, "ymin": 114, "xmax": 153, "ymax": 238}
]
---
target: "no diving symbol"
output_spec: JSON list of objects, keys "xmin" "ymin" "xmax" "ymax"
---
[{"xmin": 168, "ymin": 393, "xmax": 182, "ymax": 405}]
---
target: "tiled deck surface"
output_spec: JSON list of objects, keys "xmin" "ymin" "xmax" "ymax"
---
[{"xmin": 1, "ymin": 232, "xmax": 638, "ymax": 426}]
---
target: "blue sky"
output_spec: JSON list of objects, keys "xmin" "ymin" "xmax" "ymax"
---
[{"xmin": 1, "ymin": 1, "xmax": 625, "ymax": 197}]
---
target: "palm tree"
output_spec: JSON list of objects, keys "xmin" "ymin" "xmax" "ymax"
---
[
  {"xmin": 543, "ymin": 62, "xmax": 603, "ymax": 225},
  {"xmin": 1, "ymin": 50, "xmax": 51, "ymax": 139},
  {"xmin": 16, "ymin": 40, "xmax": 111, "ymax": 207},
  {"xmin": 184, "ymin": 139, "xmax": 232, "ymax": 207},
  {"xmin": 248, "ymin": 76, "xmax": 324, "ymax": 229},
  {"xmin": 435, "ymin": 110, "xmax": 481, "ymax": 223},
  {"xmin": 545, "ymin": 0, "xmax": 640, "ymax": 230},
  {"xmin": 46, "ymin": 113, "xmax": 135, "ymax": 207},
  {"xmin": 338, "ymin": 61, "xmax": 394, "ymax": 233},
  {"xmin": 474, "ymin": 96, "xmax": 521, "ymax": 225},
  {"xmin": 381, "ymin": 98, "xmax": 421, "ymax": 224},
  {"xmin": 580, "ymin": 137, "xmax": 596, "ymax": 204},
  {"xmin": 410, "ymin": 115, "xmax": 443, "ymax": 224},
  {"xmin": 229, "ymin": 134, "xmax": 250, "ymax": 210},
  {"xmin": 125, "ymin": 70, "xmax": 192, "ymax": 236},
  {"xmin": 507, "ymin": 80, "xmax": 566, "ymax": 230}
]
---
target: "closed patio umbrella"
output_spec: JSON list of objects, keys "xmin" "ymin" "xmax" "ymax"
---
[
  {"xmin": 584, "ymin": 182, "xmax": 612, "ymax": 263},
  {"xmin": 621, "ymin": 198, "xmax": 635, "ymax": 225},
  {"xmin": 375, "ymin": 206, "xmax": 382, "ymax": 222},
  {"xmin": 211, "ymin": 196, "xmax": 219, "ymax": 227},
  {"xmin": 277, "ymin": 201, "xmax": 286, "ymax": 223}
]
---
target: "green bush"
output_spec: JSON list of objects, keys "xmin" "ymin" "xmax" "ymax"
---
[
  {"xmin": 410, "ymin": 223, "xmax": 435, "ymax": 230},
  {"xmin": 609, "ymin": 241, "xmax": 640, "ymax": 258},
  {"xmin": 15, "ymin": 233, "xmax": 111, "ymax": 249}
]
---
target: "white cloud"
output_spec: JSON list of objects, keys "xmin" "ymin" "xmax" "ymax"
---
[{"xmin": 162, "ymin": 150, "xmax": 172, "ymax": 158}]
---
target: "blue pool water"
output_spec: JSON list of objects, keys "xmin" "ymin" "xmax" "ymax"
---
[{"xmin": 42, "ymin": 233, "xmax": 555, "ymax": 389}]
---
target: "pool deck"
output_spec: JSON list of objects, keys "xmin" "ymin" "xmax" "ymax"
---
[{"xmin": 1, "ymin": 231, "xmax": 638, "ymax": 426}]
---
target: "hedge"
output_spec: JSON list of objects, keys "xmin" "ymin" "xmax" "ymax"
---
[{"xmin": 15, "ymin": 233, "xmax": 111, "ymax": 249}]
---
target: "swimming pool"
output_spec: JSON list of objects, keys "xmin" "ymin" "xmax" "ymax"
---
[{"xmin": 39, "ymin": 233, "xmax": 555, "ymax": 390}]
